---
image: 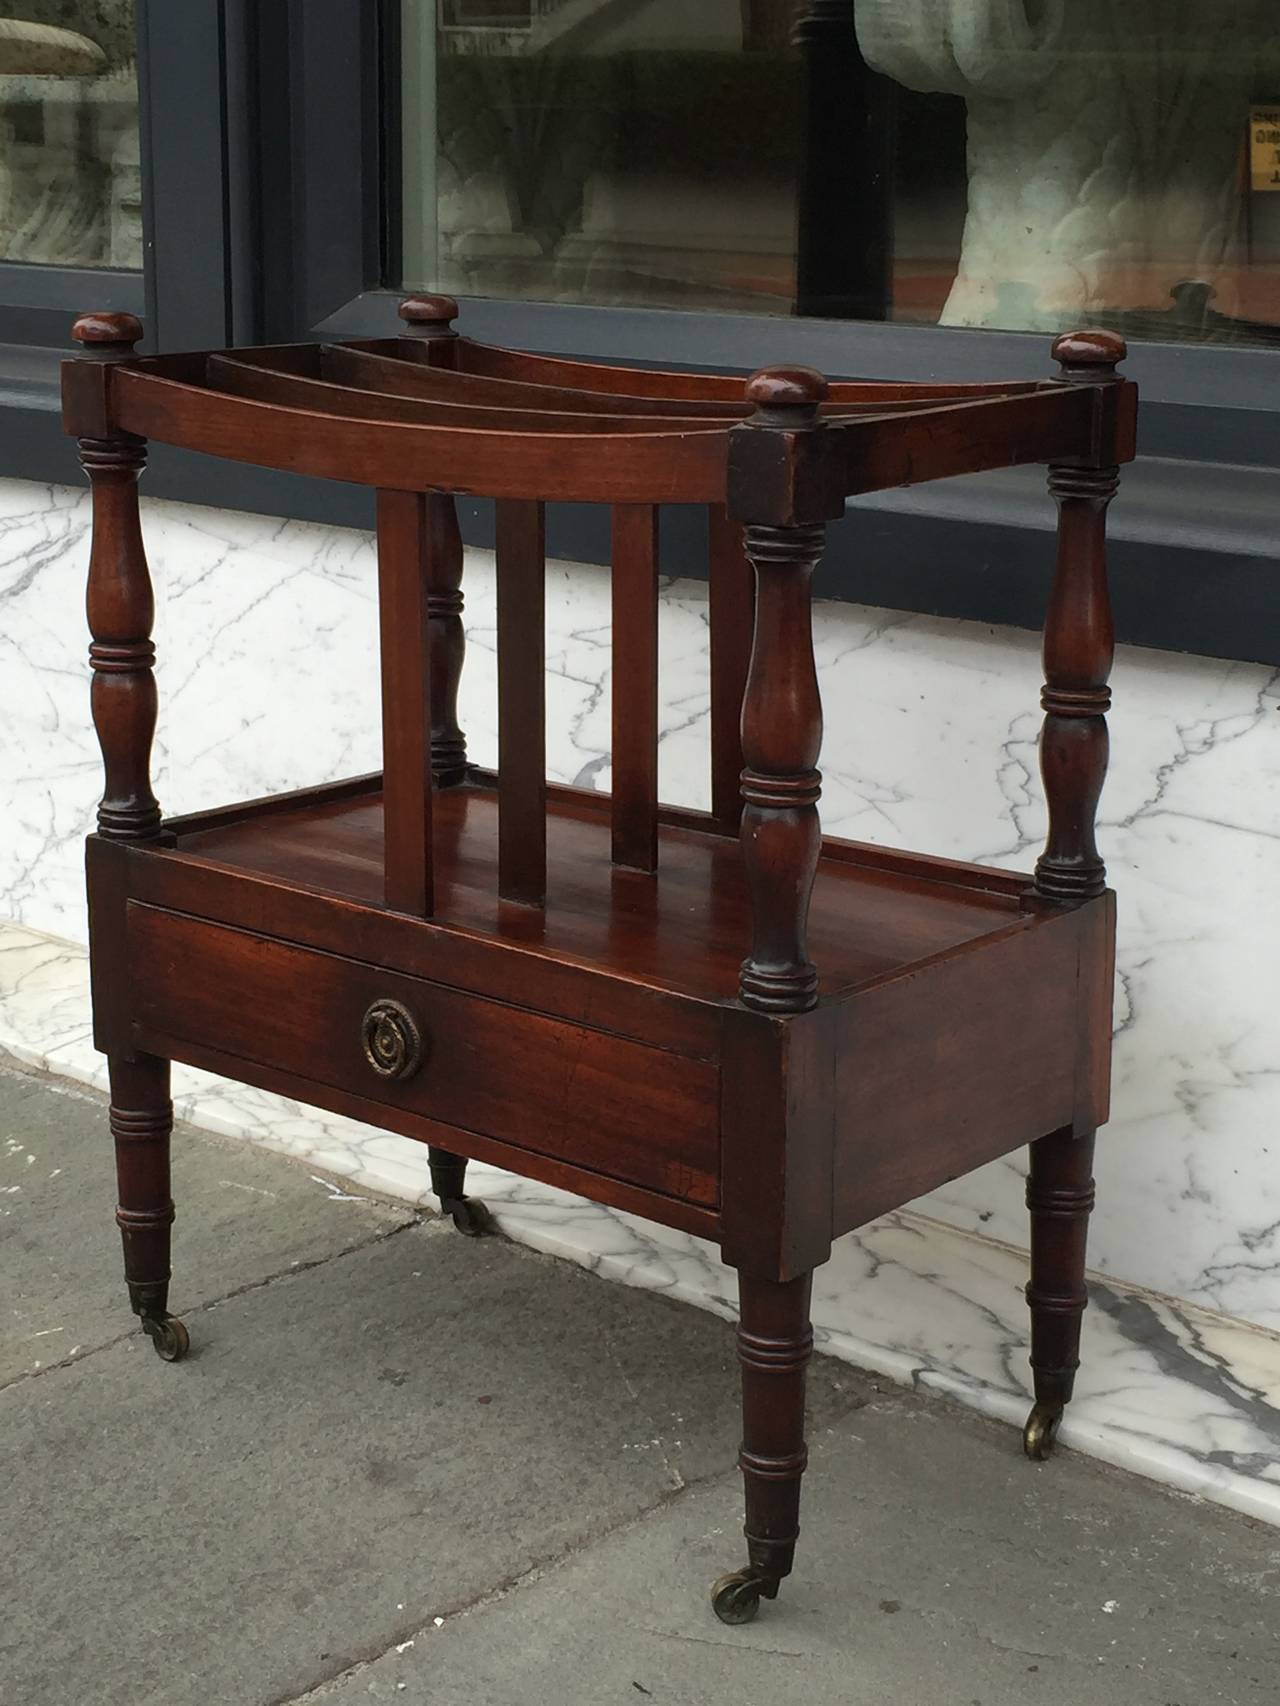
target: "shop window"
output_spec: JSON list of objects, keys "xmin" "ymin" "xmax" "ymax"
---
[
  {"xmin": 397, "ymin": 0, "xmax": 1280, "ymax": 348},
  {"xmin": 0, "ymin": 0, "xmax": 140, "ymax": 270}
]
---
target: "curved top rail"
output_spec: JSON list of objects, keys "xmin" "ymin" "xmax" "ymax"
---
[
  {"xmin": 62, "ymin": 301, "xmax": 1128, "ymax": 510},
  {"xmin": 208, "ymin": 354, "xmax": 745, "ymax": 435},
  {"xmin": 108, "ymin": 367, "xmax": 736, "ymax": 503},
  {"xmin": 328, "ymin": 343, "xmax": 754, "ymax": 418},
  {"xmin": 212, "ymin": 348, "xmax": 982, "ymax": 427},
  {"xmin": 458, "ymin": 336, "xmax": 1049, "ymax": 405}
]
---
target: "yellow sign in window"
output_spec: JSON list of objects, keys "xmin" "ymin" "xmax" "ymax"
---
[{"xmin": 1251, "ymin": 106, "xmax": 1280, "ymax": 192}]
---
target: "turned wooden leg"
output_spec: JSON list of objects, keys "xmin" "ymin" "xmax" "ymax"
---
[
  {"xmin": 1024, "ymin": 1125, "xmax": 1095, "ymax": 1459},
  {"xmin": 712, "ymin": 1271, "xmax": 813, "ymax": 1625},
  {"xmin": 428, "ymin": 1145, "xmax": 495, "ymax": 1238},
  {"xmin": 110, "ymin": 1053, "xmax": 189, "ymax": 1362}
]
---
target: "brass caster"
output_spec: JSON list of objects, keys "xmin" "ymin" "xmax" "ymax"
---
[
  {"xmin": 141, "ymin": 1314, "xmax": 190, "ymax": 1363},
  {"xmin": 442, "ymin": 1196, "xmax": 496, "ymax": 1238},
  {"xmin": 1023, "ymin": 1400, "xmax": 1063, "ymax": 1461},
  {"xmin": 710, "ymin": 1569, "xmax": 776, "ymax": 1626}
]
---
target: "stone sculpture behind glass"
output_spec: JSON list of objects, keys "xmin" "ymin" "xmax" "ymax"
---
[
  {"xmin": 856, "ymin": 0, "xmax": 1278, "ymax": 330},
  {"xmin": 0, "ymin": 1, "xmax": 139, "ymax": 269}
]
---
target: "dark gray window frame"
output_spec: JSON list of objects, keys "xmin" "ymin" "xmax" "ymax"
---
[{"xmin": 0, "ymin": 0, "xmax": 1275, "ymax": 665}]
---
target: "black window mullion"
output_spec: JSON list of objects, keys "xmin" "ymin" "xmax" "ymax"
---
[
  {"xmin": 136, "ymin": 0, "xmax": 237, "ymax": 352},
  {"xmin": 285, "ymin": 0, "xmax": 388, "ymax": 339}
]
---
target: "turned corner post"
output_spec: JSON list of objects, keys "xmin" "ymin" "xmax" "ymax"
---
[
  {"xmin": 70, "ymin": 315, "xmax": 187, "ymax": 1360},
  {"xmin": 109, "ymin": 1051, "xmax": 186, "ymax": 1355},
  {"xmin": 1024, "ymin": 1124, "xmax": 1096, "ymax": 1457},
  {"xmin": 398, "ymin": 295, "xmax": 467, "ymax": 786},
  {"xmin": 72, "ymin": 311, "xmax": 162, "ymax": 844},
  {"xmin": 736, "ymin": 1271, "xmax": 814, "ymax": 1583},
  {"xmin": 730, "ymin": 366, "xmax": 839, "ymax": 1015},
  {"xmin": 1034, "ymin": 330, "xmax": 1128, "ymax": 905},
  {"xmin": 420, "ymin": 491, "xmax": 467, "ymax": 788}
]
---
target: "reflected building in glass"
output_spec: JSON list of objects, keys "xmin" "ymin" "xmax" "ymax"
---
[
  {"xmin": 401, "ymin": 0, "xmax": 1280, "ymax": 349},
  {"xmin": 0, "ymin": 0, "xmax": 140, "ymax": 270}
]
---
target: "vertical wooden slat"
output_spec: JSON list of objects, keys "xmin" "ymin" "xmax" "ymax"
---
[
  {"xmin": 708, "ymin": 503, "xmax": 754, "ymax": 832},
  {"xmin": 610, "ymin": 503, "xmax": 659, "ymax": 872},
  {"xmin": 376, "ymin": 488, "xmax": 433, "ymax": 917},
  {"xmin": 496, "ymin": 498, "xmax": 547, "ymax": 906}
]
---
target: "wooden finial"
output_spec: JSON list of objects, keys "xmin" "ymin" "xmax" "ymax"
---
[
  {"xmin": 398, "ymin": 294, "xmax": 459, "ymax": 340},
  {"xmin": 745, "ymin": 365, "xmax": 828, "ymax": 425},
  {"xmin": 728, "ymin": 362, "xmax": 841, "ymax": 529},
  {"xmin": 1051, "ymin": 329, "xmax": 1126, "ymax": 384},
  {"xmin": 72, "ymin": 312, "xmax": 143, "ymax": 358}
]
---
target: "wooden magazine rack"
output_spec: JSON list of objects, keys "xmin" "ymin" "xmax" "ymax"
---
[{"xmin": 63, "ymin": 297, "xmax": 1136, "ymax": 1625}]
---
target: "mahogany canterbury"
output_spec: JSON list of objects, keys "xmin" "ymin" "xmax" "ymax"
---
[{"xmin": 63, "ymin": 298, "xmax": 1135, "ymax": 1625}]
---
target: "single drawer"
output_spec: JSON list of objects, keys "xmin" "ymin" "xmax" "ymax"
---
[{"xmin": 127, "ymin": 905, "xmax": 720, "ymax": 1207}]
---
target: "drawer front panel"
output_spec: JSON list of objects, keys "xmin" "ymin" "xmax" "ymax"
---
[{"xmin": 128, "ymin": 905, "xmax": 720, "ymax": 1206}]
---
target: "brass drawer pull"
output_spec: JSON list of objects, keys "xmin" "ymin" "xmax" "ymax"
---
[{"xmin": 361, "ymin": 998, "xmax": 424, "ymax": 1081}]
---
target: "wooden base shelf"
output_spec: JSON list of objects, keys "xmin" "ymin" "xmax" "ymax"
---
[{"xmin": 165, "ymin": 773, "xmax": 1032, "ymax": 1006}]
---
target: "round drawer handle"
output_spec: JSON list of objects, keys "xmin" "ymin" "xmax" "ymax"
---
[{"xmin": 361, "ymin": 998, "xmax": 424, "ymax": 1082}]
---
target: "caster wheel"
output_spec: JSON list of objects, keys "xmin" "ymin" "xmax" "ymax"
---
[
  {"xmin": 142, "ymin": 1315, "xmax": 190, "ymax": 1363},
  {"xmin": 1023, "ymin": 1400, "xmax": 1063, "ymax": 1461},
  {"xmin": 710, "ymin": 1570, "xmax": 770, "ymax": 1626},
  {"xmin": 443, "ymin": 1196, "xmax": 496, "ymax": 1238}
]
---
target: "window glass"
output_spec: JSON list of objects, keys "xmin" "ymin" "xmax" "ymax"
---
[
  {"xmin": 399, "ymin": 1, "xmax": 1280, "ymax": 348},
  {"xmin": 0, "ymin": 1, "xmax": 140, "ymax": 269}
]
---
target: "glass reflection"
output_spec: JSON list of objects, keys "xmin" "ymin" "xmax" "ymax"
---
[
  {"xmin": 0, "ymin": 1, "xmax": 140, "ymax": 269},
  {"xmin": 400, "ymin": 1, "xmax": 1280, "ymax": 347}
]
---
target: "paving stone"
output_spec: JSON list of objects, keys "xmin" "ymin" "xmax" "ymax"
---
[{"xmin": 0, "ymin": 1064, "xmax": 413, "ymax": 1385}]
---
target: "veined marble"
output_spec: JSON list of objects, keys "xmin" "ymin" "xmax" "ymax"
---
[{"xmin": 1, "ymin": 476, "xmax": 1278, "ymax": 1516}]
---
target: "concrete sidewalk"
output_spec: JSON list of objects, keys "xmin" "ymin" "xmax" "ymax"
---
[{"xmin": 3, "ymin": 1060, "xmax": 1276, "ymax": 1706}]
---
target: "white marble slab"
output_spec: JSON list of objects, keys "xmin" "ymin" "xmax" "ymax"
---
[
  {"xmin": 3, "ymin": 916, "xmax": 1278, "ymax": 1524},
  {"xmin": 1, "ymin": 475, "xmax": 1279, "ymax": 1513},
  {"xmin": 4, "ymin": 480, "xmax": 1276, "ymax": 1323}
]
